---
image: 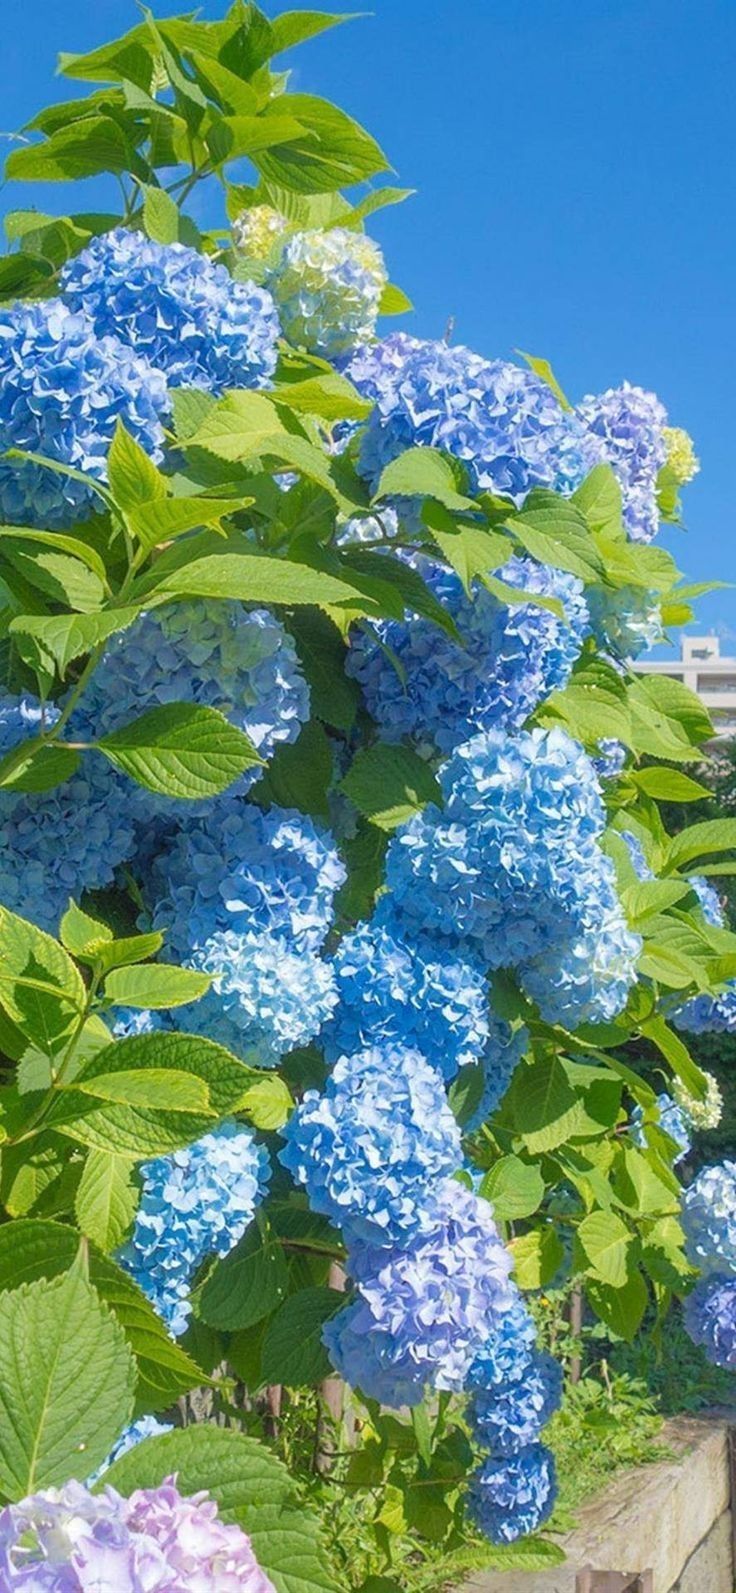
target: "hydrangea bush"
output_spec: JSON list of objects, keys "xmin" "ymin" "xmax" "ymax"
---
[{"xmin": 0, "ymin": 6, "xmax": 730, "ymax": 1586}]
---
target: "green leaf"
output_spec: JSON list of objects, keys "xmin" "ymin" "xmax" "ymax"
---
[
  {"xmin": 476, "ymin": 1540, "xmax": 566, "ymax": 1572},
  {"xmin": 517, "ymin": 350, "xmax": 573, "ymax": 411},
  {"xmin": 509, "ymin": 1227, "xmax": 564, "ymax": 1290},
  {"xmin": 0, "ymin": 526, "xmax": 108, "ymax": 586},
  {"xmin": 576, "ymin": 1211, "xmax": 632, "ymax": 1287},
  {"xmin": 0, "ymin": 1265, "xmax": 136, "ymax": 1496},
  {"xmin": 0, "ymin": 905, "xmax": 85, "ymax": 1054},
  {"xmin": 6, "ymin": 114, "xmax": 134, "ymax": 181},
  {"xmin": 571, "ymin": 462, "xmax": 623, "ymax": 536},
  {"xmin": 261, "ymin": 1287, "xmax": 344, "ymax": 1387},
  {"xmin": 481, "ymin": 1157, "xmax": 545, "ymax": 1221},
  {"xmin": 151, "ymin": 552, "xmax": 384, "ymax": 616},
  {"xmin": 75, "ymin": 1150, "xmax": 137, "ymax": 1251},
  {"xmin": 0, "ymin": 1218, "xmax": 201, "ymax": 1414},
  {"xmin": 0, "ymin": 738, "xmax": 81, "ymax": 795},
  {"xmin": 665, "ymin": 818, "xmax": 736, "ymax": 870},
  {"xmin": 187, "ymin": 389, "xmax": 289, "ymax": 460},
  {"xmin": 47, "ymin": 1030, "xmax": 254, "ymax": 1155},
  {"xmin": 72, "ymin": 1068, "xmax": 210, "ymax": 1112},
  {"xmin": 622, "ymin": 879, "xmax": 690, "ymax": 927},
  {"xmin": 197, "ymin": 1221, "xmax": 289, "ymax": 1331},
  {"xmin": 639, "ymin": 1015, "xmax": 709, "ymax": 1102},
  {"xmin": 628, "ymin": 675, "xmax": 714, "ymax": 761},
  {"xmin": 272, "ymin": 372, "xmax": 372, "ymax": 423},
  {"xmin": 287, "ymin": 610, "xmax": 359, "ymax": 730},
  {"xmin": 10, "ymin": 605, "xmax": 143, "ymax": 677},
  {"xmin": 254, "ymin": 93, "xmax": 389, "ymax": 194},
  {"xmin": 340, "ymin": 743, "xmax": 442, "ymax": 831},
  {"xmin": 422, "ymin": 501, "xmax": 512, "ymax": 593},
  {"xmin": 141, "ymin": 183, "xmax": 183, "ymax": 245},
  {"xmin": 506, "ymin": 1055, "xmax": 581, "ymax": 1154},
  {"xmin": 99, "ymin": 1426, "xmax": 341, "ymax": 1593},
  {"xmin": 97, "ymin": 703, "xmax": 263, "ymax": 800},
  {"xmin": 255, "ymin": 719, "xmax": 333, "ymax": 817},
  {"xmin": 128, "ymin": 495, "xmax": 252, "ymax": 557},
  {"xmin": 239, "ymin": 1074, "xmax": 293, "ymax": 1132},
  {"xmin": 104, "ymin": 964, "xmax": 210, "ymax": 1010},
  {"xmin": 379, "ymin": 282, "xmax": 413, "ymax": 315},
  {"xmin": 510, "ymin": 496, "xmax": 604, "ymax": 582},
  {"xmin": 0, "ymin": 546, "xmax": 105, "ymax": 612},
  {"xmin": 270, "ymin": 10, "xmax": 355, "ymax": 54},
  {"xmin": 632, "ymin": 767, "xmax": 711, "ymax": 802},
  {"xmin": 108, "ymin": 421, "xmax": 166, "ymax": 513},
  {"xmin": 60, "ymin": 901, "xmax": 113, "ymax": 958},
  {"xmin": 92, "ymin": 933, "xmax": 165, "ymax": 974},
  {"xmin": 586, "ymin": 1271, "xmax": 648, "ymax": 1341},
  {"xmin": 376, "ymin": 447, "xmax": 475, "ymax": 513}
]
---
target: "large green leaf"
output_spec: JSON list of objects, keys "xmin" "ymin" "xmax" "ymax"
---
[
  {"xmin": 108, "ymin": 421, "xmax": 166, "ymax": 513},
  {"xmin": 571, "ymin": 463, "xmax": 623, "ymax": 536},
  {"xmin": 509, "ymin": 495, "xmax": 604, "ymax": 582},
  {"xmin": 10, "ymin": 606, "xmax": 143, "ymax": 676},
  {"xmin": 340, "ymin": 744, "xmax": 442, "ymax": 831},
  {"xmin": 665, "ymin": 819, "xmax": 736, "ymax": 871},
  {"xmin": 103, "ymin": 963, "xmax": 211, "ymax": 1009},
  {"xmin": 0, "ymin": 1264, "xmax": 136, "ymax": 1497},
  {"xmin": 576, "ymin": 1211, "xmax": 632, "ymax": 1287},
  {"xmin": 506, "ymin": 1055, "xmax": 581, "ymax": 1154},
  {"xmin": 586, "ymin": 1272, "xmax": 648, "ymax": 1341},
  {"xmin": 151, "ymin": 551, "xmax": 385, "ymax": 615},
  {"xmin": 74, "ymin": 1149, "xmax": 138, "ymax": 1252},
  {"xmin": 97, "ymin": 703, "xmax": 263, "ymax": 799},
  {"xmin": 260, "ymin": 1287, "xmax": 344, "ymax": 1387},
  {"xmin": 6, "ymin": 114, "xmax": 134, "ymax": 181},
  {"xmin": 197, "ymin": 1220, "xmax": 289, "ymax": 1331},
  {"xmin": 376, "ymin": 448, "xmax": 475, "ymax": 513},
  {"xmin": 0, "ymin": 906, "xmax": 84, "ymax": 1055},
  {"xmin": 287, "ymin": 610, "xmax": 358, "ymax": 731},
  {"xmin": 254, "ymin": 93, "xmax": 389, "ymax": 194},
  {"xmin": 481, "ymin": 1157, "xmax": 545, "ymax": 1221}
]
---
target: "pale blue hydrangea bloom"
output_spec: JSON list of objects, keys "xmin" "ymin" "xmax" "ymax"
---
[
  {"xmin": 467, "ymin": 1293, "xmax": 539, "ymax": 1389},
  {"xmin": 577, "ymin": 382, "xmax": 667, "ymax": 542},
  {"xmin": 0, "ymin": 298, "xmax": 167, "ymax": 527},
  {"xmin": 468, "ymin": 1351, "xmax": 563, "ymax": 1455},
  {"xmin": 619, "ymin": 829, "xmax": 653, "ymax": 880},
  {"xmin": 683, "ymin": 1275, "xmax": 736, "ymax": 1369},
  {"xmin": 586, "ymin": 584, "xmax": 662, "ymax": 662},
  {"xmin": 346, "ymin": 555, "xmax": 589, "ymax": 751},
  {"xmin": 0, "ymin": 693, "xmax": 139, "ymax": 933},
  {"xmin": 118, "ymin": 1121, "xmax": 270, "ymax": 1336},
  {"xmin": 593, "ymin": 739, "xmax": 628, "ymax": 780},
  {"xmin": 0, "ymin": 1479, "xmax": 276, "ymax": 1591},
  {"xmin": 681, "ymin": 1161, "xmax": 736, "ymax": 1277},
  {"xmin": 323, "ymin": 1179, "xmax": 515, "ymax": 1405},
  {"xmin": 148, "ymin": 801, "xmax": 346, "ymax": 959},
  {"xmin": 280, "ymin": 1044, "xmax": 462, "ymax": 1244},
  {"xmin": 61, "ymin": 227, "xmax": 280, "ymax": 392},
  {"xmin": 88, "ymin": 1416, "xmax": 173, "ymax": 1484},
  {"xmin": 74, "ymin": 602, "xmax": 310, "ymax": 807},
  {"xmin": 268, "ymin": 228, "xmax": 387, "ymax": 357},
  {"xmin": 323, "ymin": 910, "xmax": 491, "ymax": 1078},
  {"xmin": 632, "ymin": 1093, "xmax": 691, "ymax": 1164},
  {"xmin": 179, "ymin": 929, "xmax": 338, "ymax": 1067},
  {"xmin": 520, "ymin": 885, "xmax": 642, "ymax": 1028},
  {"xmin": 674, "ymin": 982, "xmax": 736, "ymax": 1035},
  {"xmin": 348, "ymin": 335, "xmax": 599, "ymax": 504},
  {"xmin": 689, "ymin": 874, "xmax": 724, "ymax": 927},
  {"xmin": 464, "ymin": 1023, "xmax": 529, "ymax": 1130},
  {"xmin": 385, "ymin": 727, "xmax": 609, "ymax": 967},
  {"xmin": 466, "ymin": 1444, "xmax": 557, "ymax": 1544}
]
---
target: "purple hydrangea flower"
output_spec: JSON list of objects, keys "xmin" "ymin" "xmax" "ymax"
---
[
  {"xmin": 577, "ymin": 382, "xmax": 667, "ymax": 542},
  {"xmin": 61, "ymin": 227, "xmax": 280, "ymax": 393},
  {"xmin": 684, "ymin": 1274, "xmax": 736, "ymax": 1369},
  {"xmin": 0, "ymin": 298, "xmax": 167, "ymax": 528},
  {"xmin": 280, "ymin": 1043, "xmax": 462, "ymax": 1244}
]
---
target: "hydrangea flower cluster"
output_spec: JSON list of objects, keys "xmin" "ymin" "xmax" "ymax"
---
[
  {"xmin": 0, "ymin": 692, "xmax": 139, "ymax": 934},
  {"xmin": 72, "ymin": 601, "xmax": 310, "ymax": 806},
  {"xmin": 593, "ymin": 738, "xmax": 628, "ymax": 780},
  {"xmin": 118, "ymin": 1121, "xmax": 270, "ymax": 1336},
  {"xmin": 268, "ymin": 227, "xmax": 387, "ymax": 357},
  {"xmin": 663, "ymin": 425, "xmax": 700, "ymax": 485},
  {"xmin": 180, "ymin": 929, "xmax": 339, "ymax": 1067},
  {"xmin": 0, "ymin": 298, "xmax": 168, "ymax": 527},
  {"xmin": 681, "ymin": 1161, "xmax": 736, "ymax": 1278},
  {"xmin": 632, "ymin": 1092, "xmax": 691, "ymax": 1163},
  {"xmin": 61, "ymin": 227, "xmax": 280, "ymax": 393},
  {"xmin": 281, "ymin": 1044, "xmax": 462, "ymax": 1243},
  {"xmin": 384, "ymin": 727, "xmax": 640, "ymax": 1025},
  {"xmin": 466, "ymin": 1446, "xmax": 557, "ymax": 1545},
  {"xmin": 675, "ymin": 986, "xmax": 736, "ymax": 1034},
  {"xmin": 684, "ymin": 1275, "xmax": 736, "ymax": 1369},
  {"xmin": 586, "ymin": 583, "xmax": 662, "ymax": 661},
  {"xmin": 233, "ymin": 204, "xmax": 289, "ymax": 261},
  {"xmin": 468, "ymin": 1351, "xmax": 563, "ymax": 1456},
  {"xmin": 346, "ymin": 555, "xmax": 589, "ymax": 752},
  {"xmin": 349, "ymin": 334, "xmax": 599, "ymax": 504},
  {"xmin": 673, "ymin": 1070, "xmax": 723, "ymax": 1131},
  {"xmin": 577, "ymin": 382, "xmax": 668, "ymax": 542},
  {"xmin": 323, "ymin": 1178, "xmax": 516, "ymax": 1404},
  {"xmin": 0, "ymin": 1479, "xmax": 276, "ymax": 1591}
]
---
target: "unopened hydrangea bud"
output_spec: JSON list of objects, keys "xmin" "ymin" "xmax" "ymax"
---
[
  {"xmin": 269, "ymin": 227, "xmax": 387, "ymax": 357},
  {"xmin": 673, "ymin": 1071, "xmax": 723, "ymax": 1131},
  {"xmin": 663, "ymin": 425, "xmax": 700, "ymax": 485},
  {"xmin": 233, "ymin": 204, "xmax": 289, "ymax": 261}
]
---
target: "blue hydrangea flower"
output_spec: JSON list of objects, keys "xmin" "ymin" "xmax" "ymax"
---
[
  {"xmin": 684, "ymin": 1275, "xmax": 736, "ymax": 1369},
  {"xmin": 323, "ymin": 911, "xmax": 491, "ymax": 1079},
  {"xmin": 148, "ymin": 801, "xmax": 346, "ymax": 959},
  {"xmin": 520, "ymin": 885, "xmax": 642, "ymax": 1028},
  {"xmin": 681, "ymin": 1161, "xmax": 736, "ymax": 1277},
  {"xmin": 118, "ymin": 1121, "xmax": 270, "ymax": 1336},
  {"xmin": 0, "ymin": 298, "xmax": 167, "ymax": 528},
  {"xmin": 468, "ymin": 1351, "xmax": 563, "ymax": 1455},
  {"xmin": 674, "ymin": 984, "xmax": 736, "ymax": 1035},
  {"xmin": 465, "ymin": 1022, "xmax": 529, "ymax": 1130},
  {"xmin": 61, "ymin": 227, "xmax": 280, "ymax": 393},
  {"xmin": 619, "ymin": 828, "xmax": 653, "ymax": 881},
  {"xmin": 268, "ymin": 228, "xmax": 387, "ymax": 358},
  {"xmin": 346, "ymin": 555, "xmax": 589, "ymax": 751},
  {"xmin": 385, "ymin": 727, "xmax": 609, "ymax": 967},
  {"xmin": 587, "ymin": 584, "xmax": 662, "ymax": 661},
  {"xmin": 178, "ymin": 929, "xmax": 338, "ymax": 1067},
  {"xmin": 323, "ymin": 1179, "xmax": 515, "ymax": 1404},
  {"xmin": 74, "ymin": 602, "xmax": 310, "ymax": 805},
  {"xmin": 0, "ymin": 694, "xmax": 139, "ymax": 933},
  {"xmin": 593, "ymin": 739, "xmax": 628, "ymax": 780},
  {"xmin": 280, "ymin": 1044, "xmax": 462, "ymax": 1244},
  {"xmin": 466, "ymin": 1444, "xmax": 557, "ymax": 1544},
  {"xmin": 577, "ymin": 382, "xmax": 667, "ymax": 543},
  {"xmin": 88, "ymin": 1416, "xmax": 173, "ymax": 1485},
  {"xmin": 632, "ymin": 1093, "xmax": 691, "ymax": 1164},
  {"xmin": 689, "ymin": 875, "xmax": 724, "ymax": 928},
  {"xmin": 467, "ymin": 1292, "xmax": 539, "ymax": 1389},
  {"xmin": 348, "ymin": 335, "xmax": 598, "ymax": 505}
]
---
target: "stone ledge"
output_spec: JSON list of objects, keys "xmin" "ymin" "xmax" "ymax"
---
[{"xmin": 454, "ymin": 1409, "xmax": 736, "ymax": 1593}]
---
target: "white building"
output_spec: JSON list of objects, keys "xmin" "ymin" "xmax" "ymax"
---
[{"xmin": 635, "ymin": 636, "xmax": 736, "ymax": 737}]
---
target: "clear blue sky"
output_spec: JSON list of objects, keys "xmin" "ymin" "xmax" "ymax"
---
[{"xmin": 2, "ymin": 0, "xmax": 735, "ymax": 645}]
